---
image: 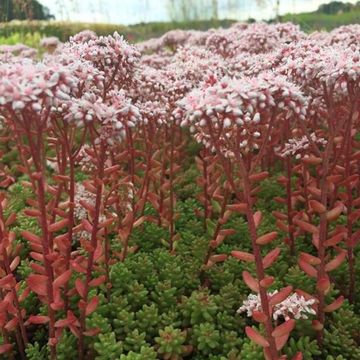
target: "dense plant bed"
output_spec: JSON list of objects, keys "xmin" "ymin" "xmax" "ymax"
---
[{"xmin": 0, "ymin": 22, "xmax": 360, "ymax": 359}]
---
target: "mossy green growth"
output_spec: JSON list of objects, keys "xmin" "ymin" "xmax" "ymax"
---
[
  {"xmin": 155, "ymin": 326, "xmax": 188, "ymax": 359},
  {"xmin": 94, "ymin": 332, "xmax": 123, "ymax": 360}
]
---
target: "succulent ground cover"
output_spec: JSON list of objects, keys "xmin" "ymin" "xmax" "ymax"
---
[{"xmin": 0, "ymin": 22, "xmax": 360, "ymax": 359}]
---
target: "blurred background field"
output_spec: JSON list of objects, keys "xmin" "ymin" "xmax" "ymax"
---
[{"xmin": 0, "ymin": 0, "xmax": 360, "ymax": 47}]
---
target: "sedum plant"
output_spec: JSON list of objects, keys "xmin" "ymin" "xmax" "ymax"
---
[{"xmin": 0, "ymin": 21, "xmax": 359, "ymax": 360}]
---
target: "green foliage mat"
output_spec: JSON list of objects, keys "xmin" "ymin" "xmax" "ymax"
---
[{"xmin": 7, "ymin": 167, "xmax": 359, "ymax": 359}]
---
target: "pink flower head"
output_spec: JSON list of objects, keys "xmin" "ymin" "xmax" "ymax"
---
[
  {"xmin": 70, "ymin": 30, "xmax": 98, "ymax": 43},
  {"xmin": 62, "ymin": 32, "xmax": 140, "ymax": 90},
  {"xmin": 276, "ymin": 132, "xmax": 327, "ymax": 159},
  {"xmin": 40, "ymin": 37, "xmax": 61, "ymax": 53},
  {"xmin": 0, "ymin": 59, "xmax": 77, "ymax": 117},
  {"xmin": 177, "ymin": 72, "xmax": 306, "ymax": 157},
  {"xmin": 160, "ymin": 30, "xmax": 191, "ymax": 50}
]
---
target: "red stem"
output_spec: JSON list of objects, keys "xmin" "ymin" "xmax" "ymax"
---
[
  {"xmin": 78, "ymin": 141, "xmax": 106, "ymax": 359},
  {"xmin": 238, "ymin": 157, "xmax": 279, "ymax": 360}
]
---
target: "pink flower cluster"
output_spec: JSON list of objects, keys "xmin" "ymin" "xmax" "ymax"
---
[
  {"xmin": 276, "ymin": 132, "xmax": 328, "ymax": 159},
  {"xmin": 0, "ymin": 60, "xmax": 77, "ymax": 113},
  {"xmin": 177, "ymin": 72, "xmax": 307, "ymax": 157},
  {"xmin": 40, "ymin": 36, "xmax": 61, "ymax": 52}
]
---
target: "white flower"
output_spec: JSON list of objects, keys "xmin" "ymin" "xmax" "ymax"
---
[{"xmin": 237, "ymin": 291, "xmax": 316, "ymax": 321}]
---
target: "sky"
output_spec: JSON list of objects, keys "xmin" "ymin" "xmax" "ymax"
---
[{"xmin": 38, "ymin": 0, "xmax": 359, "ymax": 25}]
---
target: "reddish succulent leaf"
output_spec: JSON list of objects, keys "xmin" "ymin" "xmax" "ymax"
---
[
  {"xmin": 209, "ymin": 254, "xmax": 228, "ymax": 263},
  {"xmin": 309, "ymin": 200, "xmax": 326, "ymax": 214},
  {"xmin": 293, "ymin": 219, "xmax": 318, "ymax": 234},
  {"xmin": 212, "ymin": 234, "xmax": 225, "ymax": 247},
  {"xmin": 133, "ymin": 216, "xmax": 146, "ymax": 228},
  {"xmin": 122, "ymin": 213, "xmax": 133, "ymax": 227},
  {"xmin": 31, "ymin": 171, "xmax": 42, "ymax": 181},
  {"xmin": 326, "ymin": 205, "xmax": 343, "ymax": 222},
  {"xmin": 277, "ymin": 175, "xmax": 288, "ymax": 185},
  {"xmin": 0, "ymin": 344, "xmax": 13, "ymax": 354},
  {"xmin": 51, "ymin": 301, "xmax": 64, "ymax": 311},
  {"xmin": 85, "ymin": 296, "xmax": 99, "ymax": 316},
  {"xmin": 5, "ymin": 213, "xmax": 17, "ymax": 226},
  {"xmin": 24, "ymin": 209, "xmax": 41, "ymax": 217},
  {"xmin": 226, "ymin": 203, "xmax": 247, "ymax": 214},
  {"xmin": 339, "ymin": 174, "xmax": 358, "ymax": 187},
  {"xmin": 262, "ymin": 247, "xmax": 281, "ymax": 269},
  {"xmin": 317, "ymin": 276, "xmax": 331, "ymax": 294},
  {"xmin": 0, "ymin": 313, "xmax": 6, "ymax": 327},
  {"xmin": 250, "ymin": 172, "xmax": 269, "ymax": 182},
  {"xmin": 298, "ymin": 259, "xmax": 317, "ymax": 278},
  {"xmin": 0, "ymin": 274, "xmax": 16, "ymax": 289},
  {"xmin": 71, "ymin": 261, "xmax": 87, "ymax": 274},
  {"xmin": 349, "ymin": 209, "xmax": 360, "ymax": 223},
  {"xmin": 350, "ymin": 229, "xmax": 360, "ymax": 247},
  {"xmin": 55, "ymin": 318, "xmax": 69, "ymax": 328},
  {"xmin": 272, "ymin": 211, "xmax": 287, "ymax": 221},
  {"xmin": 292, "ymin": 352, "xmax": 303, "ymax": 360},
  {"xmin": 272, "ymin": 319, "xmax": 295, "ymax": 338},
  {"xmin": 98, "ymin": 218, "xmax": 114, "ymax": 228},
  {"xmin": 104, "ymin": 165, "xmax": 121, "ymax": 175},
  {"xmin": 327, "ymin": 175, "xmax": 343, "ymax": 185},
  {"xmin": 89, "ymin": 275, "xmax": 106, "ymax": 287},
  {"xmin": 53, "ymin": 270, "xmax": 72, "ymax": 289},
  {"xmin": 0, "ymin": 300, "xmax": 9, "ymax": 313},
  {"xmin": 5, "ymin": 317, "xmax": 18, "ymax": 331},
  {"xmin": 254, "ymin": 211, "xmax": 262, "ymax": 228},
  {"xmin": 54, "ymin": 233, "xmax": 70, "ymax": 250},
  {"xmin": 30, "ymin": 251, "xmax": 43, "ymax": 262},
  {"xmin": 218, "ymin": 229, "xmax": 237, "ymax": 236},
  {"xmin": 30, "ymin": 263, "xmax": 46, "ymax": 275},
  {"xmin": 276, "ymin": 220, "xmax": 289, "ymax": 232},
  {"xmin": 269, "ymin": 286, "xmax": 293, "ymax": 307},
  {"xmin": 18, "ymin": 288, "xmax": 31, "ymax": 302},
  {"xmin": 9, "ymin": 256, "xmax": 20, "ymax": 271},
  {"xmin": 324, "ymin": 296, "xmax": 344, "ymax": 312},
  {"xmin": 312, "ymin": 233, "xmax": 319, "ymax": 250},
  {"xmin": 69, "ymin": 324, "xmax": 81, "ymax": 338},
  {"xmin": 242, "ymin": 271, "xmax": 259, "ymax": 292},
  {"xmin": 79, "ymin": 200, "xmax": 95, "ymax": 214},
  {"xmin": 221, "ymin": 211, "xmax": 232, "ymax": 223},
  {"xmin": 81, "ymin": 219, "xmax": 93, "ymax": 233},
  {"xmin": 259, "ymin": 276, "xmax": 274, "ymax": 288},
  {"xmin": 48, "ymin": 219, "xmax": 69, "ymax": 233},
  {"xmin": 351, "ymin": 150, "xmax": 360, "ymax": 160},
  {"xmin": 274, "ymin": 196, "xmax": 287, "ymax": 205},
  {"xmin": 275, "ymin": 332, "xmax": 290, "ymax": 351},
  {"xmin": 256, "ymin": 232, "xmax": 278, "ymax": 246},
  {"xmin": 312, "ymin": 320, "xmax": 324, "ymax": 331},
  {"xmin": 302, "ymin": 155, "xmax": 322, "ymax": 165},
  {"xmin": 75, "ymin": 279, "xmax": 86, "ymax": 298},
  {"xmin": 252, "ymin": 310, "xmax": 268, "ymax": 323},
  {"xmin": 53, "ymin": 175, "xmax": 70, "ymax": 182},
  {"xmin": 27, "ymin": 274, "xmax": 48, "ymax": 296},
  {"xmin": 299, "ymin": 252, "xmax": 321, "ymax": 266},
  {"xmin": 26, "ymin": 315, "xmax": 50, "ymax": 325},
  {"xmin": 324, "ymin": 232, "xmax": 344, "ymax": 247},
  {"xmin": 231, "ymin": 251, "xmax": 255, "ymax": 263},
  {"xmin": 325, "ymin": 251, "xmax": 346, "ymax": 272},
  {"xmin": 21, "ymin": 230, "xmax": 41, "ymax": 243},
  {"xmin": 245, "ymin": 326, "xmax": 269, "ymax": 348}
]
